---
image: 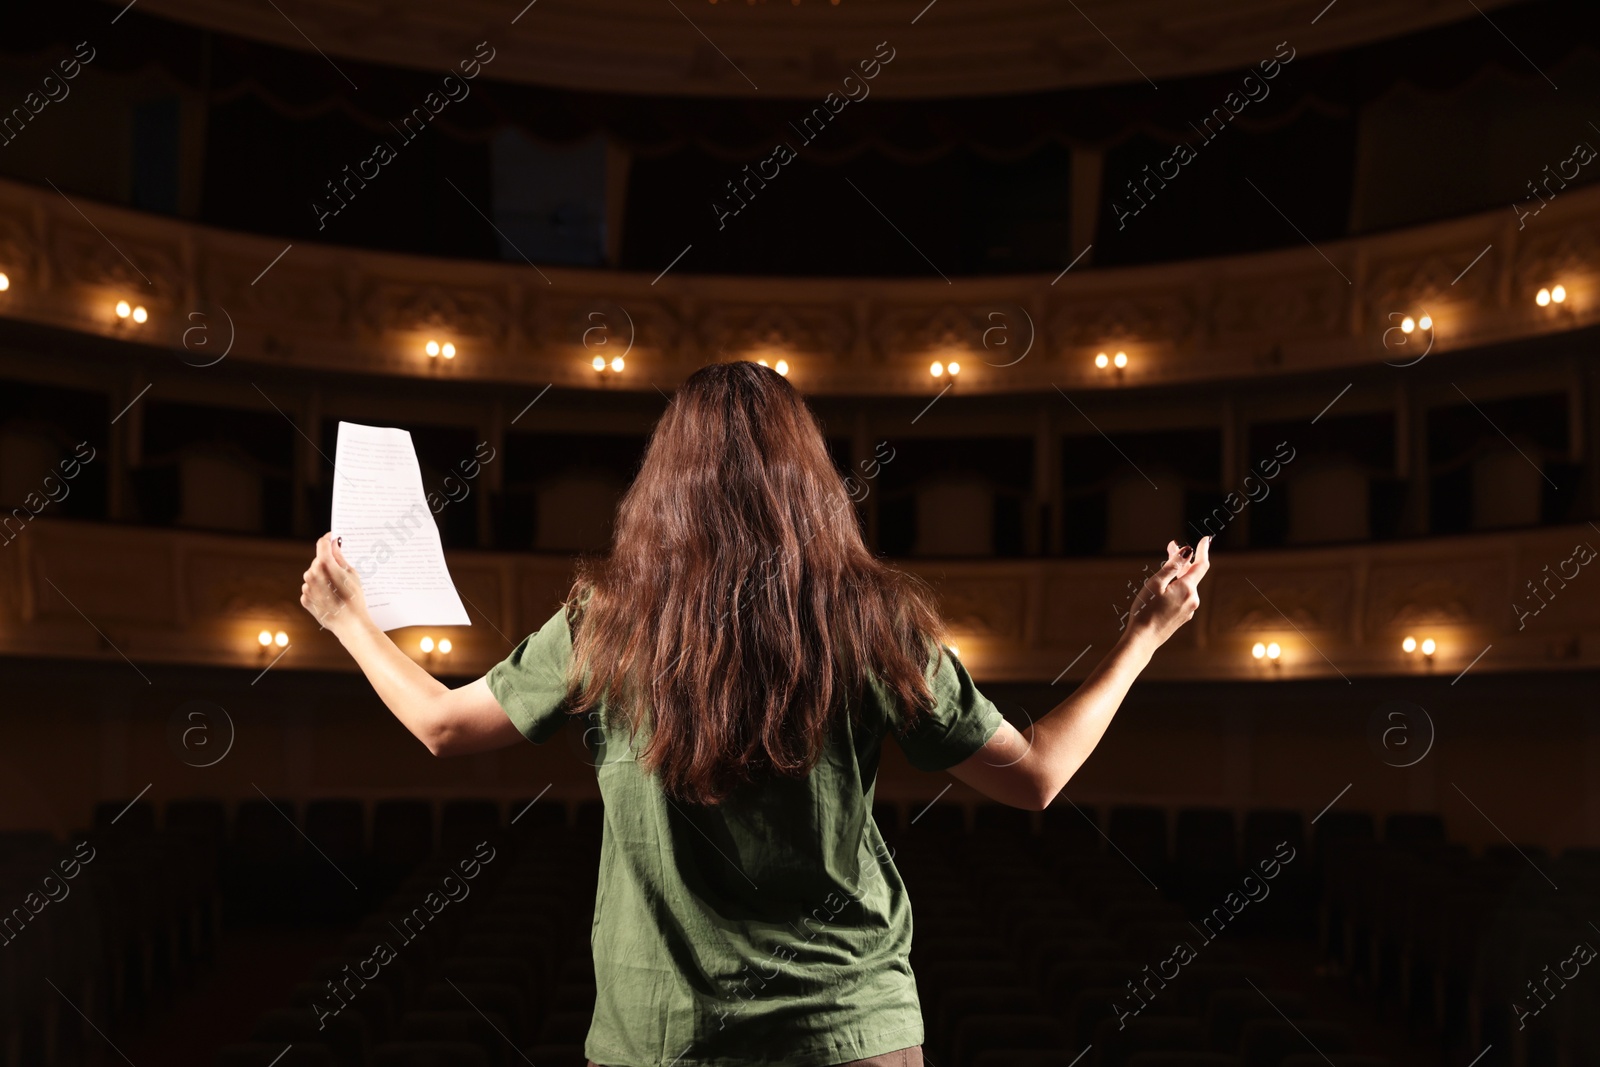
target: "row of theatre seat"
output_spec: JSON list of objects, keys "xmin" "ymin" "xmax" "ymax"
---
[
  {"xmin": 215, "ymin": 828, "xmax": 603, "ymax": 1067},
  {"xmin": 881, "ymin": 803, "xmax": 1589, "ymax": 1067},
  {"xmin": 132, "ymin": 796, "xmax": 580, "ymax": 921},
  {"xmin": 213, "ymin": 797, "xmax": 1389, "ymax": 1067},
  {"xmin": 881, "ymin": 810, "xmax": 1377, "ymax": 1067},
  {"xmin": 0, "ymin": 821, "xmax": 217, "ymax": 1067},
  {"xmin": 1319, "ymin": 825, "xmax": 1600, "ymax": 1067},
  {"xmin": 1, "ymin": 796, "xmax": 1585, "ymax": 1066}
]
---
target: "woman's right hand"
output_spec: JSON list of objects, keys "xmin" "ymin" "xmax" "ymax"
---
[
  {"xmin": 300, "ymin": 532, "xmax": 369, "ymax": 638},
  {"xmin": 1124, "ymin": 535, "xmax": 1212, "ymax": 651}
]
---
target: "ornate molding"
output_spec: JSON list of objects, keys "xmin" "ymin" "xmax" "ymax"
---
[
  {"xmin": 932, "ymin": 577, "xmax": 1027, "ymax": 640},
  {"xmin": 1212, "ymin": 569, "xmax": 1353, "ymax": 637},
  {"xmin": 8, "ymin": 518, "xmax": 1599, "ymax": 685},
  {"xmin": 0, "ymin": 176, "xmax": 1595, "ymax": 396}
]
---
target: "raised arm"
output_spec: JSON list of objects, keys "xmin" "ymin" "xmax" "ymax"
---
[
  {"xmin": 948, "ymin": 536, "xmax": 1211, "ymax": 810},
  {"xmin": 299, "ymin": 533, "xmax": 524, "ymax": 757}
]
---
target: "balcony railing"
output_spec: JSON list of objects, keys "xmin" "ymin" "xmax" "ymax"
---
[
  {"xmin": 5, "ymin": 517, "xmax": 1594, "ymax": 683},
  {"xmin": 0, "ymin": 176, "xmax": 1593, "ymax": 396}
]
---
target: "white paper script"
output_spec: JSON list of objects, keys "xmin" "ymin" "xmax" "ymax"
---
[{"xmin": 331, "ymin": 421, "xmax": 470, "ymax": 632}]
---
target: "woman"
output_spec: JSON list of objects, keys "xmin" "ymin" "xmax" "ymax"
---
[{"xmin": 300, "ymin": 361, "xmax": 1211, "ymax": 1067}]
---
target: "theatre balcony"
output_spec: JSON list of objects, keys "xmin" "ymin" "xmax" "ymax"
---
[
  {"xmin": 0, "ymin": 173, "xmax": 1595, "ymax": 395},
  {"xmin": 3, "ymin": 514, "xmax": 1597, "ymax": 685}
]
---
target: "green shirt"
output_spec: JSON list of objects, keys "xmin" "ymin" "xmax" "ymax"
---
[{"xmin": 486, "ymin": 604, "xmax": 1004, "ymax": 1067}]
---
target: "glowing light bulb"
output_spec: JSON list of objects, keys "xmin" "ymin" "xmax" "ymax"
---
[
  {"xmin": 1251, "ymin": 642, "xmax": 1266, "ymax": 660},
  {"xmin": 1537, "ymin": 288, "xmax": 1552, "ymax": 307},
  {"xmin": 947, "ymin": 361, "xmax": 961, "ymax": 376},
  {"xmin": 273, "ymin": 630, "xmax": 288, "ymax": 648},
  {"xmin": 1419, "ymin": 314, "xmax": 1432, "ymax": 331},
  {"xmin": 426, "ymin": 340, "xmax": 440, "ymax": 356},
  {"xmin": 438, "ymin": 638, "xmax": 452, "ymax": 654},
  {"xmin": 0, "ymin": 273, "xmax": 10, "ymax": 291},
  {"xmin": 775, "ymin": 359, "xmax": 789, "ymax": 376},
  {"xmin": 1421, "ymin": 638, "xmax": 1436, "ymax": 656},
  {"xmin": 442, "ymin": 342, "xmax": 455, "ymax": 358},
  {"xmin": 132, "ymin": 306, "xmax": 148, "ymax": 324},
  {"xmin": 592, "ymin": 355, "xmax": 606, "ymax": 371},
  {"xmin": 948, "ymin": 643, "xmax": 960, "ymax": 658},
  {"xmin": 1266, "ymin": 642, "xmax": 1281, "ymax": 660},
  {"xmin": 1113, "ymin": 351, "xmax": 1128, "ymax": 369},
  {"xmin": 757, "ymin": 359, "xmax": 769, "ymax": 367},
  {"xmin": 611, "ymin": 356, "xmax": 624, "ymax": 372},
  {"xmin": 1401, "ymin": 317, "xmax": 1415, "ymax": 334},
  {"xmin": 1552, "ymin": 285, "xmax": 1567, "ymax": 304},
  {"xmin": 258, "ymin": 630, "xmax": 273, "ymax": 647},
  {"xmin": 1095, "ymin": 353, "xmax": 1109, "ymax": 369},
  {"xmin": 420, "ymin": 636, "xmax": 435, "ymax": 653},
  {"xmin": 930, "ymin": 361, "xmax": 945, "ymax": 378},
  {"xmin": 115, "ymin": 300, "xmax": 131, "ymax": 319},
  {"xmin": 1402, "ymin": 636, "xmax": 1417, "ymax": 653}
]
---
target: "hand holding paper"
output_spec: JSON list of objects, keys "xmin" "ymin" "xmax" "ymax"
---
[{"xmin": 327, "ymin": 421, "xmax": 470, "ymax": 632}]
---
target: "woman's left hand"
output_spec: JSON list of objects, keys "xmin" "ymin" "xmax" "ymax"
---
[
  {"xmin": 301, "ymin": 532, "xmax": 368, "ymax": 636},
  {"xmin": 1123, "ymin": 535, "xmax": 1212, "ymax": 652}
]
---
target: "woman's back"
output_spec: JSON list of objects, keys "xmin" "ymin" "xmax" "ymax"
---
[{"xmin": 487, "ymin": 601, "xmax": 1002, "ymax": 1067}]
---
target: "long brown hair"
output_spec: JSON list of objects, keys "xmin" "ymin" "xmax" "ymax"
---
[{"xmin": 564, "ymin": 361, "xmax": 946, "ymax": 804}]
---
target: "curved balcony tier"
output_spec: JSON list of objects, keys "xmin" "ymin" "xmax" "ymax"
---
[
  {"xmin": 0, "ymin": 177, "xmax": 1593, "ymax": 397},
  {"xmin": 4, "ymin": 517, "xmax": 1593, "ymax": 684}
]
